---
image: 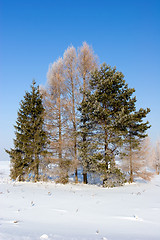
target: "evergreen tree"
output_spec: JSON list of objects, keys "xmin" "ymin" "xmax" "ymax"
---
[
  {"xmin": 79, "ymin": 63, "xmax": 140, "ymax": 186},
  {"xmin": 6, "ymin": 81, "xmax": 48, "ymax": 181}
]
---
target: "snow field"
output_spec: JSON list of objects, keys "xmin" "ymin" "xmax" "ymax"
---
[{"xmin": 0, "ymin": 161, "xmax": 160, "ymax": 240}]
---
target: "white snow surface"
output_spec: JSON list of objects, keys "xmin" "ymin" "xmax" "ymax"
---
[{"xmin": 0, "ymin": 161, "xmax": 160, "ymax": 240}]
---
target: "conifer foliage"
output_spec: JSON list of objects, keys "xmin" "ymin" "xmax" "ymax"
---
[
  {"xmin": 6, "ymin": 81, "xmax": 48, "ymax": 181},
  {"xmin": 79, "ymin": 63, "xmax": 150, "ymax": 186}
]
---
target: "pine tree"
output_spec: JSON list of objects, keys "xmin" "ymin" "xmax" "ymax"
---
[
  {"xmin": 6, "ymin": 81, "xmax": 48, "ymax": 181},
  {"xmin": 79, "ymin": 63, "xmax": 139, "ymax": 186}
]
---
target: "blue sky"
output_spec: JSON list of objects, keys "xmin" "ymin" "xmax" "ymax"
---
[{"xmin": 1, "ymin": 0, "xmax": 160, "ymax": 161}]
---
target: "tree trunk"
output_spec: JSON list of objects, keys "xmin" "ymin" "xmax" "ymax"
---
[
  {"xmin": 83, "ymin": 172, "xmax": 88, "ymax": 184},
  {"xmin": 75, "ymin": 168, "xmax": 78, "ymax": 183},
  {"xmin": 19, "ymin": 175, "xmax": 22, "ymax": 181},
  {"xmin": 104, "ymin": 110, "xmax": 109, "ymax": 170},
  {"xmin": 156, "ymin": 164, "xmax": 159, "ymax": 175},
  {"xmin": 58, "ymin": 93, "xmax": 66, "ymax": 183},
  {"xmin": 104, "ymin": 129, "xmax": 108, "ymax": 170},
  {"xmin": 83, "ymin": 75, "xmax": 86, "ymax": 93},
  {"xmin": 71, "ymin": 78, "xmax": 78, "ymax": 183},
  {"xmin": 74, "ymin": 137, "xmax": 78, "ymax": 183},
  {"xmin": 82, "ymin": 75, "xmax": 88, "ymax": 184},
  {"xmin": 34, "ymin": 162, "xmax": 39, "ymax": 182},
  {"xmin": 129, "ymin": 139, "xmax": 133, "ymax": 183},
  {"xmin": 82, "ymin": 131, "xmax": 88, "ymax": 184},
  {"xmin": 58, "ymin": 94, "xmax": 62, "ymax": 161}
]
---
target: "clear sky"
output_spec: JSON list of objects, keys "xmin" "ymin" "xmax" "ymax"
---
[{"xmin": 0, "ymin": 0, "xmax": 160, "ymax": 161}]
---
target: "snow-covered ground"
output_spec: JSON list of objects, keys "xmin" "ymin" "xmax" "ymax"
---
[{"xmin": 0, "ymin": 161, "xmax": 160, "ymax": 240}]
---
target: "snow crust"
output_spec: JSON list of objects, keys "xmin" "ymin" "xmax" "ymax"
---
[{"xmin": 0, "ymin": 161, "xmax": 160, "ymax": 240}]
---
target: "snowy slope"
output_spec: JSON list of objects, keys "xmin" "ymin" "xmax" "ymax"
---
[{"xmin": 0, "ymin": 161, "xmax": 160, "ymax": 240}]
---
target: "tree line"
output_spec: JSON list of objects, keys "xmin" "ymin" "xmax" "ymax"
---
[{"xmin": 6, "ymin": 42, "xmax": 160, "ymax": 186}]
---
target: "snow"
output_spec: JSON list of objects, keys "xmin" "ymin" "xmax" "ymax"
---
[{"xmin": 0, "ymin": 161, "xmax": 160, "ymax": 240}]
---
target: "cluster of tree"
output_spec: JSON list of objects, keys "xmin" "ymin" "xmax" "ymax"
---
[
  {"xmin": 40, "ymin": 43, "xmax": 97, "ymax": 183},
  {"xmin": 6, "ymin": 42, "xmax": 159, "ymax": 186}
]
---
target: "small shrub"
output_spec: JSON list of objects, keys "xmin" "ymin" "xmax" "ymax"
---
[{"xmin": 103, "ymin": 167, "xmax": 126, "ymax": 188}]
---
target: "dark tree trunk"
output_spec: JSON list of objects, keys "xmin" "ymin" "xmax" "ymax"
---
[
  {"xmin": 82, "ymin": 132, "xmax": 88, "ymax": 184},
  {"xmin": 75, "ymin": 168, "xmax": 78, "ymax": 183},
  {"xmin": 34, "ymin": 158, "xmax": 39, "ymax": 182},
  {"xmin": 82, "ymin": 75, "xmax": 88, "ymax": 184},
  {"xmin": 104, "ymin": 129, "xmax": 108, "ymax": 170},
  {"xmin": 129, "ymin": 138, "xmax": 133, "ymax": 183},
  {"xmin": 83, "ymin": 172, "xmax": 88, "ymax": 184},
  {"xmin": 71, "ymin": 77, "xmax": 78, "ymax": 183}
]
